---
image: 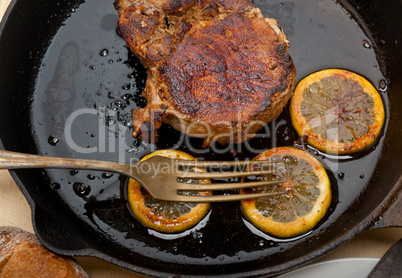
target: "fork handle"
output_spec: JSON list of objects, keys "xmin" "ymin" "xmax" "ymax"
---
[{"xmin": 0, "ymin": 149, "xmax": 129, "ymax": 175}]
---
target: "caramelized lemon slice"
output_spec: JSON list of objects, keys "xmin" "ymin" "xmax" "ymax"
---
[
  {"xmin": 241, "ymin": 147, "xmax": 331, "ymax": 238},
  {"xmin": 127, "ymin": 150, "xmax": 211, "ymax": 233},
  {"xmin": 290, "ymin": 69, "xmax": 385, "ymax": 154}
]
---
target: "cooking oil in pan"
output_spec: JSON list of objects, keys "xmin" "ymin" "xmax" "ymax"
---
[{"xmin": 29, "ymin": 0, "xmax": 389, "ymax": 272}]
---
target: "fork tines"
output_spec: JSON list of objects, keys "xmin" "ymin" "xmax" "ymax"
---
[
  {"xmin": 173, "ymin": 158, "xmax": 285, "ymax": 198},
  {"xmin": 175, "ymin": 159, "xmax": 285, "ymax": 180},
  {"xmin": 173, "ymin": 191, "xmax": 285, "ymax": 203},
  {"xmin": 175, "ymin": 159, "xmax": 284, "ymax": 168}
]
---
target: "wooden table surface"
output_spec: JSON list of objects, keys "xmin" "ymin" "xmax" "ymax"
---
[{"xmin": 0, "ymin": 1, "xmax": 401, "ymax": 277}]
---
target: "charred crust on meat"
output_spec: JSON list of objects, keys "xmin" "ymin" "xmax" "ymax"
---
[
  {"xmin": 162, "ymin": 0, "xmax": 197, "ymax": 14},
  {"xmin": 161, "ymin": 11, "xmax": 294, "ymax": 122},
  {"xmin": 158, "ymin": 65, "xmax": 166, "ymax": 74},
  {"xmin": 214, "ymin": 0, "xmax": 254, "ymax": 12},
  {"xmin": 200, "ymin": 3, "xmax": 219, "ymax": 16}
]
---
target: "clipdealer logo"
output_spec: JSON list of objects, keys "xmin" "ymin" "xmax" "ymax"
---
[{"xmin": 63, "ymin": 107, "xmax": 340, "ymax": 171}]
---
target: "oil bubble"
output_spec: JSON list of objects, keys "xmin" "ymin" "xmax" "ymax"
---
[
  {"xmin": 122, "ymin": 83, "xmax": 131, "ymax": 90},
  {"xmin": 51, "ymin": 183, "xmax": 61, "ymax": 190},
  {"xmin": 105, "ymin": 115, "xmax": 115, "ymax": 126},
  {"xmin": 73, "ymin": 182, "xmax": 91, "ymax": 197},
  {"xmin": 48, "ymin": 136, "xmax": 60, "ymax": 146},
  {"xmin": 70, "ymin": 170, "xmax": 79, "ymax": 176},
  {"xmin": 102, "ymin": 173, "xmax": 114, "ymax": 179},
  {"xmin": 116, "ymin": 27, "xmax": 122, "ymax": 37},
  {"xmin": 122, "ymin": 94, "xmax": 133, "ymax": 100},
  {"xmin": 124, "ymin": 121, "xmax": 132, "ymax": 127},
  {"xmin": 362, "ymin": 40, "xmax": 371, "ymax": 49},
  {"xmin": 379, "ymin": 79, "xmax": 387, "ymax": 92},
  {"xmin": 100, "ymin": 48, "xmax": 109, "ymax": 57},
  {"xmin": 114, "ymin": 100, "xmax": 123, "ymax": 108}
]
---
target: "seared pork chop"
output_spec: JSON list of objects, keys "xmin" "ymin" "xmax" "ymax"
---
[{"xmin": 115, "ymin": 0, "xmax": 296, "ymax": 146}]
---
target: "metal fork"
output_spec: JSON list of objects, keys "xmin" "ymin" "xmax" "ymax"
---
[{"xmin": 0, "ymin": 149, "xmax": 285, "ymax": 202}]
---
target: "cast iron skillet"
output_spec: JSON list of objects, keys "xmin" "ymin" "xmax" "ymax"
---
[{"xmin": 0, "ymin": 0, "xmax": 401, "ymax": 277}]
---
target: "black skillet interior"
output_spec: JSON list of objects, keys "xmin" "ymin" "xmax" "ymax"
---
[{"xmin": 0, "ymin": 0, "xmax": 401, "ymax": 277}]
